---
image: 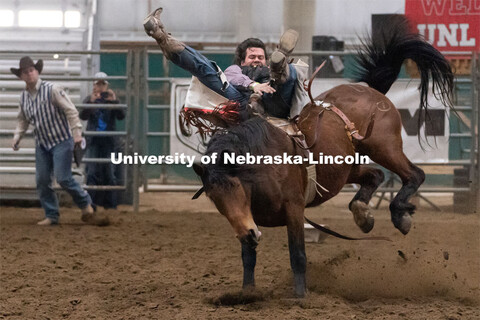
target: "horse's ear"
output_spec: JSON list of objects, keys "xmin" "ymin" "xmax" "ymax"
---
[{"xmin": 192, "ymin": 163, "xmax": 204, "ymax": 177}]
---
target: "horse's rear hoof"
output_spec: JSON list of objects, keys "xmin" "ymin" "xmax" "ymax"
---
[
  {"xmin": 393, "ymin": 213, "xmax": 412, "ymax": 235},
  {"xmin": 294, "ymin": 273, "xmax": 306, "ymax": 298},
  {"xmin": 351, "ymin": 200, "xmax": 375, "ymax": 233}
]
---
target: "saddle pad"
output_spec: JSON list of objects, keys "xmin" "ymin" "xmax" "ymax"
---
[
  {"xmin": 266, "ymin": 117, "xmax": 302, "ymax": 136},
  {"xmin": 184, "ymin": 76, "xmax": 228, "ymax": 111}
]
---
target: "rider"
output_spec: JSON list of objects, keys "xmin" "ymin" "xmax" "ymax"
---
[{"xmin": 143, "ymin": 7, "xmax": 308, "ymax": 120}]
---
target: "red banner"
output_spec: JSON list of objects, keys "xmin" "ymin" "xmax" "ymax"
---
[{"xmin": 405, "ymin": 0, "xmax": 479, "ymax": 52}]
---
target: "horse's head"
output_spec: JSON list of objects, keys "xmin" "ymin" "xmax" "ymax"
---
[
  {"xmin": 192, "ymin": 117, "xmax": 300, "ymax": 246},
  {"xmin": 193, "ymin": 162, "xmax": 261, "ymax": 247}
]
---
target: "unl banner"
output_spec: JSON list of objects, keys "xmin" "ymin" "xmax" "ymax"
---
[
  {"xmin": 405, "ymin": 0, "xmax": 480, "ymax": 52},
  {"xmin": 386, "ymin": 81, "xmax": 449, "ymax": 163}
]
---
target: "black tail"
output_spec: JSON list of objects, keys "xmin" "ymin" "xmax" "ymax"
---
[{"xmin": 354, "ymin": 16, "xmax": 454, "ymax": 113}]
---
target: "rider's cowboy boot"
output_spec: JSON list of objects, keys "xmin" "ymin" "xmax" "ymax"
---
[
  {"xmin": 143, "ymin": 8, "xmax": 185, "ymax": 60},
  {"xmin": 270, "ymin": 29, "xmax": 299, "ymax": 84}
]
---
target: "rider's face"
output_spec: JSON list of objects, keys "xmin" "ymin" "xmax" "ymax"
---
[{"xmin": 241, "ymin": 47, "xmax": 266, "ymax": 67}]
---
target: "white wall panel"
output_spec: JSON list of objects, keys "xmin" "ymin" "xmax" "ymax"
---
[
  {"xmin": 0, "ymin": 0, "xmax": 407, "ymax": 46},
  {"xmin": 96, "ymin": 0, "xmax": 405, "ymax": 44},
  {"xmin": 314, "ymin": 0, "xmax": 405, "ymax": 41}
]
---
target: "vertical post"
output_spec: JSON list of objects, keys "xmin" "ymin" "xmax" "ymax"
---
[
  {"xmin": 282, "ymin": 0, "xmax": 316, "ymax": 51},
  {"xmin": 283, "ymin": 0, "xmax": 316, "ymax": 69},
  {"xmin": 143, "ymin": 49, "xmax": 150, "ymax": 192},
  {"xmin": 472, "ymin": 51, "xmax": 480, "ymax": 213},
  {"xmin": 235, "ymin": 0, "xmax": 253, "ymax": 42},
  {"xmin": 161, "ymin": 54, "xmax": 169, "ymax": 183},
  {"xmin": 125, "ymin": 49, "xmax": 137, "ymax": 213},
  {"xmin": 132, "ymin": 48, "xmax": 143, "ymax": 213}
]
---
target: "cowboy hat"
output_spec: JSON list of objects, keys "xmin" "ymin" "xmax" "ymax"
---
[{"xmin": 10, "ymin": 56, "xmax": 43, "ymax": 78}]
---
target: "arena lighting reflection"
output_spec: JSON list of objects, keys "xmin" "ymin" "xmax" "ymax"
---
[
  {"xmin": 0, "ymin": 10, "xmax": 14, "ymax": 27},
  {"xmin": 16, "ymin": 10, "xmax": 81, "ymax": 28}
]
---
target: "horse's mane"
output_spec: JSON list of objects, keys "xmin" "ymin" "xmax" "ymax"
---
[
  {"xmin": 201, "ymin": 117, "xmax": 286, "ymax": 190},
  {"xmin": 207, "ymin": 117, "xmax": 277, "ymax": 156}
]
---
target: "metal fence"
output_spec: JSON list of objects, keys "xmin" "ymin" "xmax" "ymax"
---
[
  {"xmin": 0, "ymin": 49, "xmax": 139, "ymax": 210},
  {"xmin": 141, "ymin": 49, "xmax": 479, "ymax": 212},
  {"xmin": 0, "ymin": 49, "xmax": 478, "ymax": 213}
]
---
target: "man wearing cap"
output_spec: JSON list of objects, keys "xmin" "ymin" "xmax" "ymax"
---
[
  {"xmin": 11, "ymin": 56, "xmax": 107, "ymax": 226},
  {"xmin": 80, "ymin": 72, "xmax": 125, "ymax": 210}
]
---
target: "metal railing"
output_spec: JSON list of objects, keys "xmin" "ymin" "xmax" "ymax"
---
[
  {"xmin": 141, "ymin": 49, "xmax": 479, "ymax": 212},
  {"xmin": 0, "ymin": 49, "xmax": 478, "ymax": 213},
  {"xmin": 0, "ymin": 49, "xmax": 140, "ymax": 211}
]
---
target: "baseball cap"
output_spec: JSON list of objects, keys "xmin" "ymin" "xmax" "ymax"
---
[{"xmin": 94, "ymin": 72, "xmax": 108, "ymax": 84}]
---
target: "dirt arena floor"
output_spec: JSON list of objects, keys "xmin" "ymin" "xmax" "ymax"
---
[{"xmin": 1, "ymin": 192, "xmax": 479, "ymax": 319}]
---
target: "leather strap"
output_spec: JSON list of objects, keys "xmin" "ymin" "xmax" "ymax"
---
[
  {"xmin": 315, "ymin": 101, "xmax": 365, "ymax": 141},
  {"xmin": 305, "ymin": 217, "xmax": 392, "ymax": 241}
]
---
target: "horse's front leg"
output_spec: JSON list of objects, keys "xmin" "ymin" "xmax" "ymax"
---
[
  {"xmin": 241, "ymin": 232, "xmax": 257, "ymax": 289},
  {"xmin": 206, "ymin": 177, "xmax": 261, "ymax": 290},
  {"xmin": 286, "ymin": 203, "xmax": 307, "ymax": 297}
]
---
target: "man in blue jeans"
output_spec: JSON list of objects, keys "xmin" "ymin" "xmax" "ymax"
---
[
  {"xmin": 80, "ymin": 72, "xmax": 125, "ymax": 210},
  {"xmin": 11, "ymin": 56, "xmax": 108, "ymax": 226},
  {"xmin": 143, "ymin": 7, "xmax": 303, "ymax": 120}
]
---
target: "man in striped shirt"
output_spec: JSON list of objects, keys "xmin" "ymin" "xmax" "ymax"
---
[{"xmin": 11, "ymin": 56, "xmax": 108, "ymax": 226}]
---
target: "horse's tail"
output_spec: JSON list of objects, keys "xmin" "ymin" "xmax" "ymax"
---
[{"xmin": 354, "ymin": 16, "xmax": 454, "ymax": 112}]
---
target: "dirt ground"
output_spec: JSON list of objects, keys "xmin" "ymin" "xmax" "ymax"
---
[{"xmin": 1, "ymin": 192, "xmax": 479, "ymax": 320}]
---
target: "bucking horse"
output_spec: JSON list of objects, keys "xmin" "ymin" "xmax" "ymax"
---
[{"xmin": 191, "ymin": 19, "xmax": 454, "ymax": 297}]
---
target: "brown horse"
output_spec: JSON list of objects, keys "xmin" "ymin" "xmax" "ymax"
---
[{"xmin": 192, "ymin": 19, "xmax": 454, "ymax": 297}]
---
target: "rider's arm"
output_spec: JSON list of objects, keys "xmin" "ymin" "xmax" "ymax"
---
[{"xmin": 224, "ymin": 65, "xmax": 254, "ymax": 88}]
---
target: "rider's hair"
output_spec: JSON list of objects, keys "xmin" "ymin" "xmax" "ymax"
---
[{"xmin": 234, "ymin": 38, "xmax": 267, "ymax": 65}]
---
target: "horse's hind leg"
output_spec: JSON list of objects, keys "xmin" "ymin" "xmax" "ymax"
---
[
  {"xmin": 389, "ymin": 161, "xmax": 425, "ymax": 234},
  {"xmin": 347, "ymin": 165, "xmax": 385, "ymax": 233},
  {"xmin": 371, "ymin": 151, "xmax": 425, "ymax": 235}
]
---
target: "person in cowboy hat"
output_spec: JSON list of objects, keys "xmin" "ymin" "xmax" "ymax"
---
[{"xmin": 11, "ymin": 56, "xmax": 108, "ymax": 226}]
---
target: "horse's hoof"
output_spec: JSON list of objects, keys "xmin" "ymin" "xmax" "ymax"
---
[
  {"xmin": 293, "ymin": 273, "xmax": 306, "ymax": 298},
  {"xmin": 242, "ymin": 284, "xmax": 255, "ymax": 292},
  {"xmin": 294, "ymin": 284, "xmax": 307, "ymax": 298},
  {"xmin": 393, "ymin": 213, "xmax": 412, "ymax": 235},
  {"xmin": 351, "ymin": 200, "xmax": 374, "ymax": 233},
  {"xmin": 295, "ymin": 290, "xmax": 306, "ymax": 298}
]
